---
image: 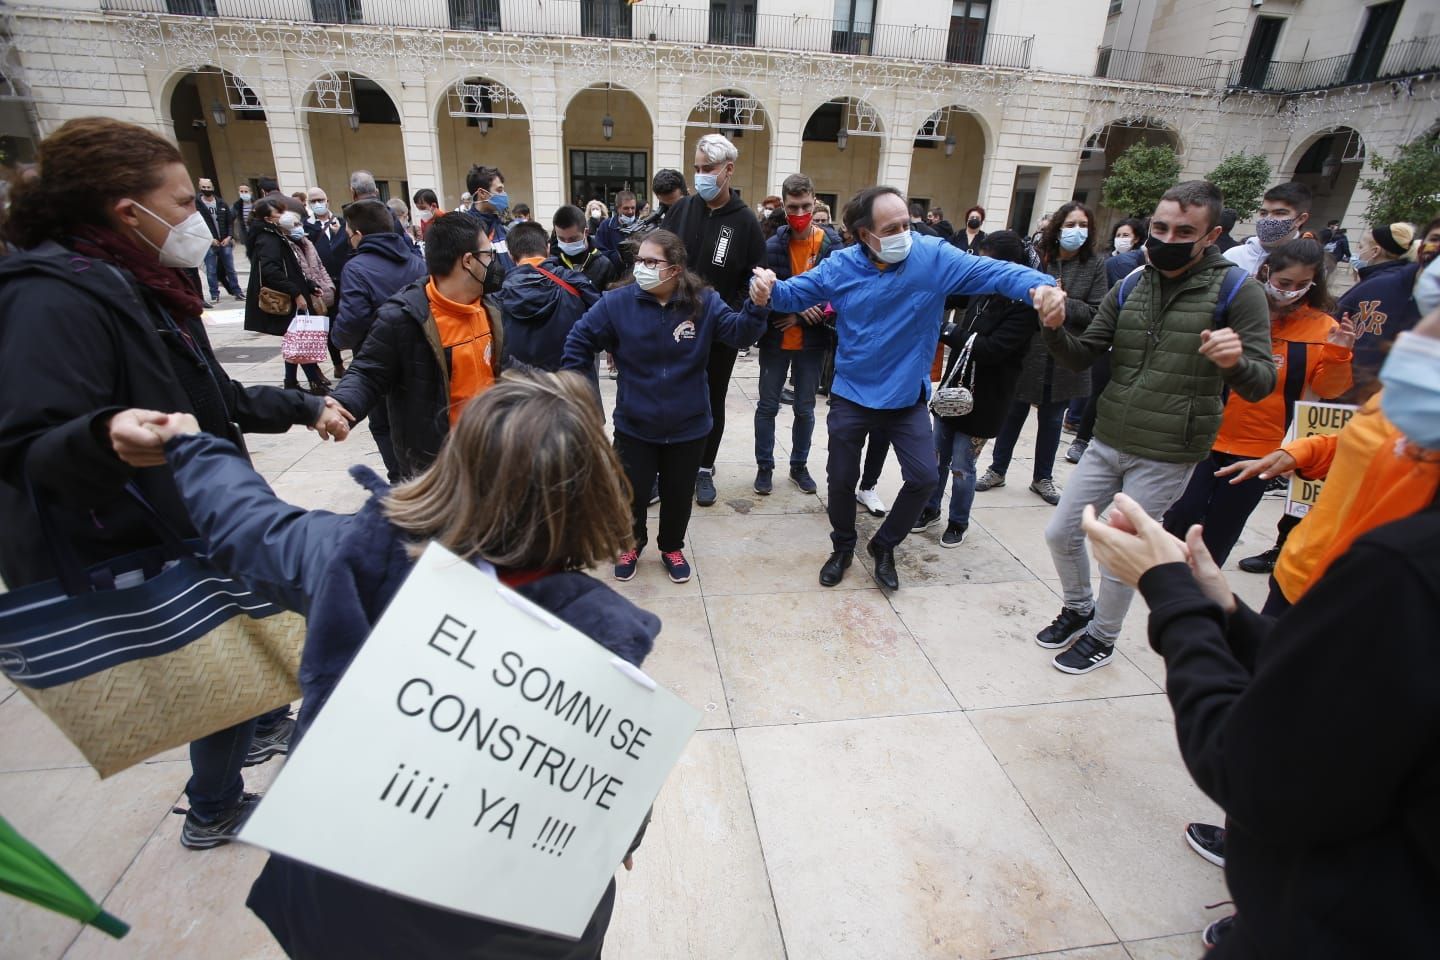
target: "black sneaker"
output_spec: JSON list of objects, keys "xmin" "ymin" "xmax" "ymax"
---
[
  {"xmin": 1035, "ymin": 606, "xmax": 1094, "ymax": 649},
  {"xmin": 940, "ymin": 521, "xmax": 967, "ymax": 548},
  {"xmin": 911, "ymin": 506, "xmax": 941, "ymax": 531},
  {"xmin": 695, "ymin": 469, "xmax": 717, "ymax": 507},
  {"xmin": 789, "ymin": 465, "xmax": 817, "ymax": 494},
  {"xmin": 1201, "ymin": 913, "xmax": 1236, "ymax": 948},
  {"xmin": 1238, "ymin": 545, "xmax": 1280, "ymax": 574},
  {"xmin": 779, "ymin": 387, "xmax": 795, "ymax": 405},
  {"xmin": 1052, "ymin": 631, "xmax": 1115, "ymax": 674},
  {"xmin": 1185, "ymin": 823, "xmax": 1226, "ymax": 867},
  {"xmin": 244, "ymin": 715, "xmax": 295, "ymax": 767},
  {"xmin": 754, "ymin": 467, "xmax": 773, "ymax": 495},
  {"xmin": 176, "ymin": 792, "xmax": 262, "ymax": 850}
]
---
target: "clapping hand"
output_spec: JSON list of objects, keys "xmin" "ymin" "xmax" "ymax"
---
[
  {"xmin": 1031, "ymin": 285, "xmax": 1066, "ymax": 329},
  {"xmin": 750, "ymin": 267, "xmax": 777, "ymax": 307},
  {"xmin": 1080, "ymin": 492, "xmax": 1187, "ymax": 588},
  {"xmin": 1327, "ymin": 313, "xmax": 1357, "ymax": 350}
]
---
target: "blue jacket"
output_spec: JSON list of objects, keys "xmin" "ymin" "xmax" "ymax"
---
[
  {"xmin": 162, "ymin": 431, "xmax": 660, "ymax": 959},
  {"xmin": 770, "ymin": 233, "xmax": 1056, "ymax": 410},
  {"xmin": 1334, "ymin": 258, "xmax": 1421, "ymax": 404},
  {"xmin": 331, "ymin": 233, "xmax": 427, "ymax": 350},
  {"xmin": 467, "ymin": 208, "xmax": 516, "ymax": 275},
  {"xmin": 494, "ymin": 261, "xmax": 600, "ymax": 374},
  {"xmin": 758, "ymin": 223, "xmax": 842, "ymax": 351},
  {"xmin": 592, "ymin": 215, "xmax": 636, "ymax": 269},
  {"xmin": 562, "ymin": 284, "xmax": 768, "ymax": 443}
]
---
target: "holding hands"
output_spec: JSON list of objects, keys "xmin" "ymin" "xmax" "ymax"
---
[
  {"xmin": 750, "ymin": 267, "xmax": 777, "ymax": 307},
  {"xmin": 107, "ymin": 396, "xmax": 355, "ymax": 467},
  {"xmin": 1031, "ymin": 285, "xmax": 1066, "ymax": 329},
  {"xmin": 313, "ymin": 396, "xmax": 355, "ymax": 442}
]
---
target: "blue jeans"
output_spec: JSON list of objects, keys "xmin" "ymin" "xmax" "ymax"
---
[
  {"xmin": 185, "ymin": 706, "xmax": 289, "ymax": 820},
  {"xmin": 988, "ymin": 398, "xmax": 1067, "ymax": 483},
  {"xmin": 754, "ymin": 347, "xmax": 823, "ymax": 469},
  {"xmin": 204, "ymin": 243, "xmax": 242, "ymax": 299},
  {"xmin": 927, "ymin": 419, "xmax": 985, "ymax": 526}
]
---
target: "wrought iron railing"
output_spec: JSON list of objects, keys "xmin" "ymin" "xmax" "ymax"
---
[
  {"xmin": 101, "ymin": 0, "xmax": 1034, "ymax": 69},
  {"xmin": 1228, "ymin": 34, "xmax": 1440, "ymax": 92},
  {"xmin": 1094, "ymin": 46, "xmax": 1225, "ymax": 90}
]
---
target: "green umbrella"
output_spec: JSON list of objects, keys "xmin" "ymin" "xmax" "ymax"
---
[{"xmin": 0, "ymin": 815, "xmax": 128, "ymax": 939}]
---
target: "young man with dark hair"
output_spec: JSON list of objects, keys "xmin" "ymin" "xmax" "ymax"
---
[
  {"xmin": 752, "ymin": 172, "xmax": 842, "ymax": 497},
  {"xmin": 465, "ymin": 164, "xmax": 511, "ymax": 253},
  {"xmin": 1035, "ymin": 180, "xmax": 1277, "ymax": 674},
  {"xmin": 549, "ymin": 204, "xmax": 620, "ymax": 291},
  {"xmin": 661, "ymin": 134, "xmax": 768, "ymax": 506},
  {"xmin": 330, "ymin": 213, "xmax": 505, "ymax": 479},
  {"xmin": 512, "ymin": 202, "xmax": 531, "ymax": 223},
  {"xmin": 258, "ymin": 175, "xmax": 306, "ymax": 218},
  {"xmin": 595, "ymin": 189, "xmax": 639, "ymax": 268},
  {"xmin": 1215, "ymin": 207, "xmax": 1239, "ymax": 253},
  {"xmin": 756, "ymin": 185, "xmax": 1063, "ymax": 590},
  {"xmin": 909, "ymin": 202, "xmax": 939, "ymax": 237},
  {"xmin": 651, "ymin": 168, "xmax": 688, "ymax": 217},
  {"xmin": 1225, "ymin": 181, "xmax": 1313, "ymax": 276},
  {"xmin": 926, "ymin": 207, "xmax": 954, "ymax": 239},
  {"xmin": 495, "ymin": 220, "xmax": 599, "ymax": 376}
]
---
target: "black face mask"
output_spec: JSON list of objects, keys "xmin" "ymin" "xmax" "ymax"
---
[
  {"xmin": 466, "ymin": 255, "xmax": 504, "ymax": 293},
  {"xmin": 1145, "ymin": 233, "xmax": 1201, "ymax": 272},
  {"xmin": 967, "ymin": 217, "xmax": 981, "ymax": 229}
]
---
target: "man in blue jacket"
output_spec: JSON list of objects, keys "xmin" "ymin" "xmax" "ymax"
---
[
  {"xmin": 757, "ymin": 186, "xmax": 1063, "ymax": 590},
  {"xmin": 495, "ymin": 221, "xmax": 600, "ymax": 378},
  {"xmin": 593, "ymin": 189, "xmax": 640, "ymax": 268},
  {"xmin": 754, "ymin": 172, "xmax": 841, "ymax": 496},
  {"xmin": 330, "ymin": 199, "xmax": 427, "ymax": 481}
]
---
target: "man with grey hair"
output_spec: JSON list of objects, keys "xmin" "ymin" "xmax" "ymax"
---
[
  {"xmin": 349, "ymin": 169, "xmax": 379, "ymax": 200},
  {"xmin": 661, "ymin": 132, "xmax": 767, "ymax": 506}
]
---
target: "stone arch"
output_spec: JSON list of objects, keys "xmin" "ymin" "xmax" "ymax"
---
[
  {"xmin": 683, "ymin": 88, "xmax": 773, "ymax": 207},
  {"xmin": 160, "ymin": 65, "xmax": 274, "ymax": 196},
  {"xmin": 1282, "ymin": 126, "xmax": 1369, "ymax": 228},
  {"xmin": 561, "ymin": 83, "xmax": 655, "ymax": 209},
  {"xmin": 908, "ymin": 105, "xmax": 989, "ymax": 229},
  {"xmin": 434, "ymin": 76, "xmax": 533, "ymax": 210},
  {"xmin": 302, "ymin": 71, "xmax": 408, "ymax": 207},
  {"xmin": 799, "ymin": 96, "xmax": 886, "ymax": 215}
]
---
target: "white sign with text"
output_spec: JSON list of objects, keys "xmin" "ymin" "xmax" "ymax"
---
[{"xmin": 241, "ymin": 542, "xmax": 699, "ymax": 939}]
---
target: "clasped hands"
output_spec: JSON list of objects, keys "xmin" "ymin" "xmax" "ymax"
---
[
  {"xmin": 1081, "ymin": 492, "xmax": 1237, "ymax": 614},
  {"xmin": 106, "ymin": 397, "xmax": 355, "ymax": 468}
]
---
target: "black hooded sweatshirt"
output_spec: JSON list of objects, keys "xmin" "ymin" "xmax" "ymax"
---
[{"xmin": 660, "ymin": 190, "xmax": 766, "ymax": 308}]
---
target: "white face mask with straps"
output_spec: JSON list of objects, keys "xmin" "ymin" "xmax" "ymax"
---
[{"xmin": 131, "ymin": 202, "xmax": 213, "ymax": 269}]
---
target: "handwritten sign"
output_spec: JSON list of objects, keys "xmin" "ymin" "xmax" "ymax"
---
[
  {"xmin": 1285, "ymin": 401, "xmax": 1359, "ymax": 518},
  {"xmin": 240, "ymin": 542, "xmax": 699, "ymax": 938}
]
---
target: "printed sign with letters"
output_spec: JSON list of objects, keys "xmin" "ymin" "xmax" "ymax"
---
[{"xmin": 1284, "ymin": 400, "xmax": 1359, "ymax": 518}]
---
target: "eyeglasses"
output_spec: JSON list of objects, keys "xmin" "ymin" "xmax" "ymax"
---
[
  {"xmin": 635, "ymin": 257, "xmax": 671, "ymax": 270},
  {"xmin": 471, "ymin": 249, "xmax": 496, "ymax": 264}
]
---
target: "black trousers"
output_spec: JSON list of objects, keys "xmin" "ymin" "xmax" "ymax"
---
[
  {"xmin": 701, "ymin": 343, "xmax": 739, "ymax": 469},
  {"xmin": 860, "ymin": 433, "xmax": 890, "ymax": 489},
  {"xmin": 826, "ymin": 395, "xmax": 936, "ymax": 552},
  {"xmin": 614, "ymin": 433, "xmax": 707, "ymax": 553},
  {"xmin": 1162, "ymin": 450, "xmax": 1270, "ymax": 567}
]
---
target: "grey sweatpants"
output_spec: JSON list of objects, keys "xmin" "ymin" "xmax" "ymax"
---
[{"xmin": 1043, "ymin": 437, "xmax": 1197, "ymax": 643}]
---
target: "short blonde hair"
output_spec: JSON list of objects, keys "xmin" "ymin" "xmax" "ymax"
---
[{"xmin": 384, "ymin": 371, "xmax": 634, "ymax": 569}]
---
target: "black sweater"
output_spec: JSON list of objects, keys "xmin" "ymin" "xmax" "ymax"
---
[
  {"xmin": 1138, "ymin": 510, "xmax": 1440, "ymax": 959},
  {"xmin": 660, "ymin": 191, "xmax": 766, "ymax": 308}
]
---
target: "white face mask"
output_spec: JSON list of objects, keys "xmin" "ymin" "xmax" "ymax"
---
[
  {"xmin": 558, "ymin": 238, "xmax": 588, "ymax": 257},
  {"xmin": 868, "ymin": 229, "xmax": 913, "ymax": 264},
  {"xmin": 1262, "ymin": 278, "xmax": 1312, "ymax": 305},
  {"xmin": 633, "ymin": 263, "xmax": 667, "ymax": 290},
  {"xmin": 133, "ymin": 203, "xmax": 213, "ymax": 269},
  {"xmin": 1114, "ymin": 236, "xmax": 1134, "ymax": 253},
  {"xmin": 417, "ymin": 209, "xmax": 434, "ymax": 222}
]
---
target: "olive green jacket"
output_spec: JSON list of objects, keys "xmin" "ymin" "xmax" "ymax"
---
[{"xmin": 1042, "ymin": 248, "xmax": 1277, "ymax": 463}]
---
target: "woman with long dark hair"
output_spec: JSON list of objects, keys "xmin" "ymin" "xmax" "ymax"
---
[
  {"xmin": 0, "ymin": 117, "xmax": 348, "ymax": 850},
  {"xmin": 562, "ymin": 229, "xmax": 767, "ymax": 584},
  {"xmin": 245, "ymin": 197, "xmax": 326, "ymax": 393},
  {"xmin": 978, "ymin": 200, "xmax": 1108, "ymax": 504}
]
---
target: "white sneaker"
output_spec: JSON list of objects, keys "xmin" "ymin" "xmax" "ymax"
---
[{"xmin": 855, "ymin": 486, "xmax": 888, "ymax": 517}]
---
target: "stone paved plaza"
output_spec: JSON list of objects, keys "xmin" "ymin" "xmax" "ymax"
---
[{"xmin": 0, "ymin": 298, "xmax": 1291, "ymax": 960}]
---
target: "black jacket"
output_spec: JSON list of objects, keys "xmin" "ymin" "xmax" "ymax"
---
[
  {"xmin": 936, "ymin": 294, "xmax": 1040, "ymax": 438},
  {"xmin": 547, "ymin": 239, "xmax": 620, "ymax": 292},
  {"xmin": 245, "ymin": 222, "xmax": 315, "ymax": 336},
  {"xmin": 932, "ymin": 219, "xmax": 955, "ymax": 239},
  {"xmin": 196, "ymin": 195, "xmax": 233, "ymax": 241},
  {"xmin": 329, "ymin": 282, "xmax": 505, "ymax": 479},
  {"xmin": 950, "ymin": 229, "xmax": 986, "ymax": 253},
  {"xmin": 494, "ymin": 261, "xmax": 600, "ymax": 374},
  {"xmin": 660, "ymin": 192, "xmax": 767, "ymax": 308},
  {"xmin": 757, "ymin": 223, "xmax": 842, "ymax": 351},
  {"xmin": 306, "ymin": 215, "xmax": 350, "ymax": 284},
  {"xmin": 0, "ymin": 242, "xmax": 320, "ymax": 588},
  {"xmin": 1138, "ymin": 509, "xmax": 1440, "ymax": 959}
]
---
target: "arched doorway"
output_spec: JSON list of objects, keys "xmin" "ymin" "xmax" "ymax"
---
[
  {"xmin": 561, "ymin": 84, "xmax": 653, "ymax": 211},
  {"xmin": 1074, "ymin": 116, "xmax": 1182, "ymax": 231},
  {"xmin": 799, "ymin": 97, "xmax": 883, "ymax": 217},
  {"xmin": 907, "ymin": 106, "xmax": 987, "ymax": 230},
  {"xmin": 1287, "ymin": 127, "xmax": 1366, "ymax": 228},
  {"xmin": 683, "ymin": 90, "xmax": 771, "ymax": 208},
  {"xmin": 304, "ymin": 71, "xmax": 407, "ymax": 207},
  {"xmin": 436, "ymin": 77, "xmax": 532, "ymax": 212},
  {"xmin": 167, "ymin": 67, "xmax": 274, "ymax": 200}
]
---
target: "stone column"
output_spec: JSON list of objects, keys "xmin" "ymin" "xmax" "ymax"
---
[
  {"xmin": 769, "ymin": 95, "xmax": 805, "ymax": 197},
  {"xmin": 653, "ymin": 85, "xmax": 690, "ymax": 196},
  {"xmin": 399, "ymin": 82, "xmax": 442, "ymax": 200},
  {"xmin": 877, "ymin": 133, "xmax": 915, "ymax": 193},
  {"xmin": 265, "ymin": 96, "xmax": 318, "ymax": 192},
  {"xmin": 527, "ymin": 81, "xmax": 565, "ymax": 217}
]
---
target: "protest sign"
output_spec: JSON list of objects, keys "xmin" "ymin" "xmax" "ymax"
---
[
  {"xmin": 240, "ymin": 542, "xmax": 699, "ymax": 939},
  {"xmin": 1285, "ymin": 400, "xmax": 1358, "ymax": 518}
]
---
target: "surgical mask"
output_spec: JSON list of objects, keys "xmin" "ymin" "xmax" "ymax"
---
[
  {"xmin": 288, "ymin": 226, "xmax": 306, "ymax": 240},
  {"xmin": 633, "ymin": 263, "xmax": 665, "ymax": 290},
  {"xmin": 1060, "ymin": 226, "xmax": 1088, "ymax": 252},
  {"xmin": 558, "ymin": 238, "xmax": 588, "ymax": 257},
  {"xmin": 1379, "ymin": 331, "xmax": 1440, "ymax": 450},
  {"xmin": 694, "ymin": 172, "xmax": 721, "ymax": 201},
  {"xmin": 1113, "ymin": 236, "xmax": 1134, "ymax": 253},
  {"xmin": 238, "ymin": 192, "xmax": 251, "ymax": 201},
  {"xmin": 1263, "ymin": 279, "xmax": 1311, "ymax": 305},
  {"xmin": 418, "ymin": 209, "xmax": 433, "ymax": 222},
  {"xmin": 1144, "ymin": 233, "xmax": 1200, "ymax": 272},
  {"xmin": 1414, "ymin": 258, "xmax": 1440, "ymax": 315},
  {"xmin": 967, "ymin": 217, "xmax": 982, "ymax": 229},
  {"xmin": 1256, "ymin": 216, "xmax": 1297, "ymax": 246},
  {"xmin": 868, "ymin": 229, "xmax": 912, "ymax": 264},
  {"xmin": 619, "ymin": 214, "xmax": 636, "ymax": 226},
  {"xmin": 310, "ymin": 201, "xmax": 327, "ymax": 216},
  {"xmin": 487, "ymin": 193, "xmax": 508, "ymax": 212},
  {"xmin": 132, "ymin": 203, "xmax": 213, "ymax": 269},
  {"xmin": 1352, "ymin": 257, "xmax": 1367, "ymax": 271},
  {"xmin": 787, "ymin": 212, "xmax": 813, "ymax": 234}
]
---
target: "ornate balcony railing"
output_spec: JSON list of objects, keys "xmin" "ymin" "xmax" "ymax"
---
[
  {"xmin": 1228, "ymin": 34, "xmax": 1440, "ymax": 93},
  {"xmin": 100, "ymin": 0, "xmax": 1033, "ymax": 69},
  {"xmin": 1094, "ymin": 46, "xmax": 1225, "ymax": 90}
]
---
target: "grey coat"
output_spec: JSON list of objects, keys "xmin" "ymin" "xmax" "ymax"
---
[{"xmin": 1013, "ymin": 253, "xmax": 1109, "ymax": 404}]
